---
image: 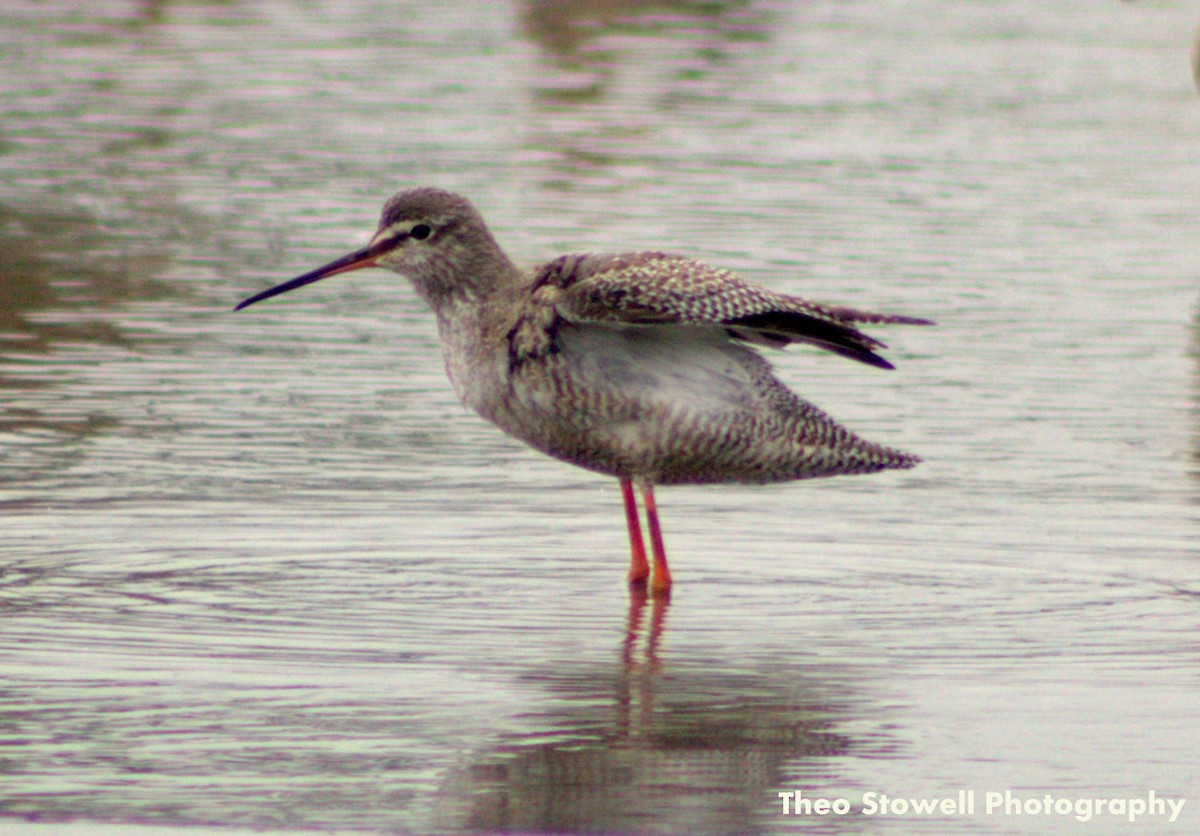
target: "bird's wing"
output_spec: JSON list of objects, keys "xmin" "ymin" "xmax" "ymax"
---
[{"xmin": 532, "ymin": 252, "xmax": 932, "ymax": 370}]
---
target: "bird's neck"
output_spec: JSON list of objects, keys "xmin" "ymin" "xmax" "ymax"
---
[
  {"xmin": 431, "ymin": 285, "xmax": 524, "ymax": 421},
  {"xmin": 410, "ymin": 232, "xmax": 525, "ymax": 314}
]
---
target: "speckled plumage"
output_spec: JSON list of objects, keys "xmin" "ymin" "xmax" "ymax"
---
[
  {"xmin": 237, "ymin": 187, "xmax": 931, "ymax": 591},
  {"xmin": 498, "ymin": 250, "xmax": 924, "ymax": 484}
]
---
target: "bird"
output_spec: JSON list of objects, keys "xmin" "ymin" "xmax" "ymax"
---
[{"xmin": 236, "ymin": 187, "xmax": 931, "ymax": 595}]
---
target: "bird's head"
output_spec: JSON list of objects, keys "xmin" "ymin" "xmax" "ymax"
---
[{"xmin": 235, "ymin": 187, "xmax": 512, "ymax": 312}]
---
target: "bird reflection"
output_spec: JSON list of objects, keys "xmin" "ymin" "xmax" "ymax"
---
[
  {"xmin": 434, "ymin": 592, "xmax": 871, "ymax": 833},
  {"xmin": 622, "ymin": 584, "xmax": 668, "ymax": 670}
]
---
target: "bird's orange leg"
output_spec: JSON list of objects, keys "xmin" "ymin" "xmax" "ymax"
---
[
  {"xmin": 639, "ymin": 482, "xmax": 671, "ymax": 596},
  {"xmin": 621, "ymin": 478, "xmax": 650, "ymax": 586}
]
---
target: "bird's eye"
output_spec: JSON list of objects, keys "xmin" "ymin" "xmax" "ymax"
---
[{"xmin": 410, "ymin": 224, "xmax": 432, "ymax": 240}]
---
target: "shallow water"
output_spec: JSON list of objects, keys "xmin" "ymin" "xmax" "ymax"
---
[{"xmin": 2, "ymin": 1, "xmax": 1199, "ymax": 833}]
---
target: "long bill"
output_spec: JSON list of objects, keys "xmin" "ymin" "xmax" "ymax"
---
[{"xmin": 234, "ymin": 241, "xmax": 389, "ymax": 311}]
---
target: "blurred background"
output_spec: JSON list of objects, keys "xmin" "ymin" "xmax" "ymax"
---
[{"xmin": 2, "ymin": 1, "xmax": 1198, "ymax": 833}]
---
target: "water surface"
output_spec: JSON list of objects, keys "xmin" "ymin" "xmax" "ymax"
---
[{"xmin": 2, "ymin": 1, "xmax": 1198, "ymax": 833}]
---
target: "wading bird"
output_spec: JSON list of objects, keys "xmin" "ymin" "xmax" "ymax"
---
[{"xmin": 236, "ymin": 188, "xmax": 930, "ymax": 595}]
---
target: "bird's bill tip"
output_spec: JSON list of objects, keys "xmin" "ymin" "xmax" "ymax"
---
[{"xmin": 233, "ymin": 245, "xmax": 383, "ymax": 311}]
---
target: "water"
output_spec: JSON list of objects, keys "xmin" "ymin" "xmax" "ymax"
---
[{"xmin": 2, "ymin": 1, "xmax": 1198, "ymax": 833}]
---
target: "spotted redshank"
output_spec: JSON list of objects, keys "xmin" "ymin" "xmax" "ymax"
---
[{"xmin": 236, "ymin": 188, "xmax": 930, "ymax": 595}]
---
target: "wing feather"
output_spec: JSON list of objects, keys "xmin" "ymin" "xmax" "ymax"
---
[{"xmin": 531, "ymin": 252, "xmax": 931, "ymax": 369}]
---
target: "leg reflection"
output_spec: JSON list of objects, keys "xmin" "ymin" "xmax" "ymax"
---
[{"xmin": 622, "ymin": 583, "xmax": 670, "ymax": 671}]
